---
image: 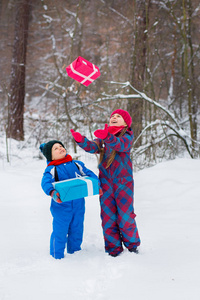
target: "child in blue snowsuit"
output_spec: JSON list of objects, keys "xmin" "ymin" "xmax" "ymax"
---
[
  {"xmin": 40, "ymin": 140, "xmax": 98, "ymax": 259},
  {"xmin": 71, "ymin": 109, "xmax": 141, "ymax": 257}
]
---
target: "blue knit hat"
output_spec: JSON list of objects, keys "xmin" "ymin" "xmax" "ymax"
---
[{"xmin": 39, "ymin": 140, "xmax": 65, "ymax": 161}]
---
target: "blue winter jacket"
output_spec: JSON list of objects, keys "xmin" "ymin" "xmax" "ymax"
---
[{"xmin": 41, "ymin": 159, "xmax": 99, "ymax": 197}]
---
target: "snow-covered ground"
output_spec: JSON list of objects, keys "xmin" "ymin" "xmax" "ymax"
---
[{"xmin": 0, "ymin": 154, "xmax": 200, "ymax": 300}]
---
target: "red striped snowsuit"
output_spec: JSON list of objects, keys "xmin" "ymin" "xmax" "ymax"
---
[{"xmin": 77, "ymin": 128, "xmax": 140, "ymax": 256}]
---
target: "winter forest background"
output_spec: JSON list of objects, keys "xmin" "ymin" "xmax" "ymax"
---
[{"xmin": 0, "ymin": 0, "xmax": 200, "ymax": 169}]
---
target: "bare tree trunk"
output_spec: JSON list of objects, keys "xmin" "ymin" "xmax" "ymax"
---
[
  {"xmin": 182, "ymin": 0, "xmax": 196, "ymax": 150},
  {"xmin": 7, "ymin": 0, "xmax": 31, "ymax": 141},
  {"xmin": 128, "ymin": 0, "xmax": 150, "ymax": 145},
  {"xmin": 187, "ymin": 0, "xmax": 197, "ymax": 142},
  {"xmin": 169, "ymin": 0, "xmax": 198, "ymax": 153}
]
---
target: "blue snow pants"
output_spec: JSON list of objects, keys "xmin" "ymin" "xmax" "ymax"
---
[{"xmin": 50, "ymin": 198, "xmax": 85, "ymax": 259}]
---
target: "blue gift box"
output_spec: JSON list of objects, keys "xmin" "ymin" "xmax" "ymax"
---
[{"xmin": 52, "ymin": 176, "xmax": 99, "ymax": 202}]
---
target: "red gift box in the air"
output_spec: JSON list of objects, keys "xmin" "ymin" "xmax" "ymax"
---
[{"xmin": 66, "ymin": 56, "xmax": 100, "ymax": 86}]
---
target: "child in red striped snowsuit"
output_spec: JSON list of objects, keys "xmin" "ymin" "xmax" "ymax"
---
[{"xmin": 71, "ymin": 109, "xmax": 140, "ymax": 257}]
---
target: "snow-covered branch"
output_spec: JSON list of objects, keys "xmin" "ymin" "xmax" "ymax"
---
[
  {"xmin": 94, "ymin": 81, "xmax": 199, "ymax": 157},
  {"xmin": 133, "ymin": 119, "xmax": 194, "ymax": 158},
  {"xmin": 63, "ymin": 8, "xmax": 81, "ymax": 25}
]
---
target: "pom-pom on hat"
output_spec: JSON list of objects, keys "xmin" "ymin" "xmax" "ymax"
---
[
  {"xmin": 110, "ymin": 109, "xmax": 132, "ymax": 127},
  {"xmin": 39, "ymin": 140, "xmax": 65, "ymax": 161}
]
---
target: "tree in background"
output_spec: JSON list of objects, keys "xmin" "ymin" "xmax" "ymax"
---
[
  {"xmin": 7, "ymin": 0, "xmax": 31, "ymax": 141},
  {"xmin": 0, "ymin": 0, "xmax": 199, "ymax": 166},
  {"xmin": 128, "ymin": 0, "xmax": 151, "ymax": 145},
  {"xmin": 169, "ymin": 0, "xmax": 198, "ymax": 153}
]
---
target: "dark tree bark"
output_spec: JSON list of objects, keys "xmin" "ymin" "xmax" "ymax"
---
[
  {"xmin": 128, "ymin": 0, "xmax": 151, "ymax": 145},
  {"xmin": 7, "ymin": 0, "xmax": 31, "ymax": 141}
]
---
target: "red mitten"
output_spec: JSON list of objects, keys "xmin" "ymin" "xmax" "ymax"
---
[
  {"xmin": 94, "ymin": 124, "xmax": 108, "ymax": 139},
  {"xmin": 50, "ymin": 190, "xmax": 62, "ymax": 203},
  {"xmin": 70, "ymin": 129, "xmax": 83, "ymax": 143}
]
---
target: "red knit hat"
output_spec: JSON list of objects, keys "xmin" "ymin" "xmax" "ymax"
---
[{"xmin": 110, "ymin": 109, "xmax": 132, "ymax": 127}]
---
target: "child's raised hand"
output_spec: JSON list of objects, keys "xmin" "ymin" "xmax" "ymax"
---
[
  {"xmin": 70, "ymin": 129, "xmax": 83, "ymax": 143},
  {"xmin": 94, "ymin": 124, "xmax": 108, "ymax": 139},
  {"xmin": 50, "ymin": 190, "xmax": 62, "ymax": 203}
]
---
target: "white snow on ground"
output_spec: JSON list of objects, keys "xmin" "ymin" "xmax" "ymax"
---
[{"xmin": 0, "ymin": 157, "xmax": 200, "ymax": 300}]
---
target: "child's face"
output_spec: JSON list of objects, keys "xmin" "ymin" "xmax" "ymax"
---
[
  {"xmin": 51, "ymin": 143, "xmax": 66, "ymax": 160},
  {"xmin": 109, "ymin": 114, "xmax": 127, "ymax": 127}
]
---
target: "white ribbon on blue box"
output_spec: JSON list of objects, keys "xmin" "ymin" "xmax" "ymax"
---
[{"xmin": 52, "ymin": 176, "xmax": 99, "ymax": 202}]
